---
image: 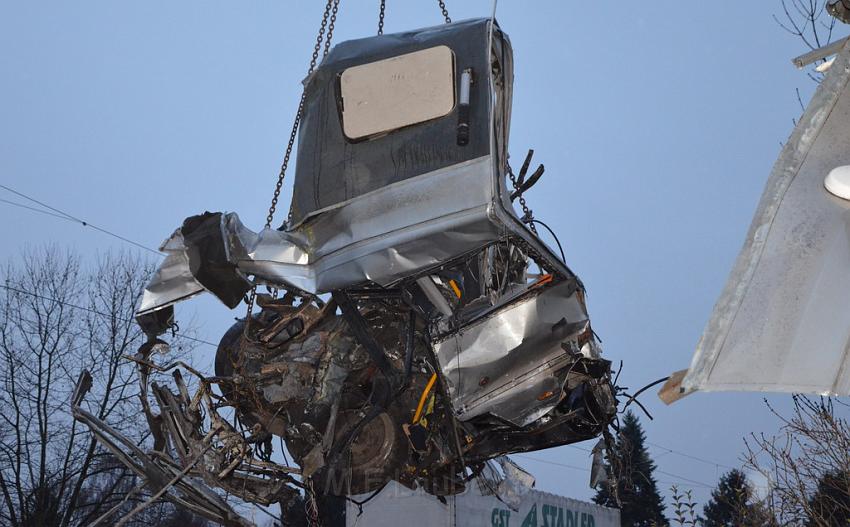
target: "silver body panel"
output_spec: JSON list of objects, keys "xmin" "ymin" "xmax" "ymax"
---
[
  {"xmin": 138, "ymin": 231, "xmax": 205, "ymax": 314},
  {"xmin": 243, "ymin": 155, "xmax": 502, "ymax": 292},
  {"xmin": 434, "ymin": 280, "xmax": 588, "ymax": 425},
  {"xmin": 139, "ymin": 155, "xmax": 506, "ymax": 314},
  {"xmin": 683, "ymin": 39, "xmax": 850, "ymax": 396}
]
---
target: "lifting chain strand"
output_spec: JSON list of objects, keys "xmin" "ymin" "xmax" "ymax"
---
[
  {"xmin": 246, "ymin": 0, "xmax": 339, "ymax": 334},
  {"xmin": 437, "ymin": 0, "xmax": 451, "ymax": 23},
  {"xmin": 264, "ymin": 0, "xmax": 337, "ymax": 231},
  {"xmin": 507, "ymin": 163, "xmax": 538, "ymax": 235},
  {"xmin": 243, "ymin": 288, "xmax": 257, "ymax": 337},
  {"xmin": 377, "ymin": 0, "xmax": 386, "ymax": 35},
  {"xmin": 322, "ymin": 0, "xmax": 340, "ymax": 59}
]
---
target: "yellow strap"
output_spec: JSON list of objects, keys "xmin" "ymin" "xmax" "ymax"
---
[
  {"xmin": 448, "ymin": 279, "xmax": 462, "ymax": 299},
  {"xmin": 412, "ymin": 373, "xmax": 438, "ymax": 424}
]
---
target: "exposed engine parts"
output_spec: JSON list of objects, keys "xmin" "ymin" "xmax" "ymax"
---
[{"xmin": 207, "ymin": 241, "xmax": 617, "ymax": 498}]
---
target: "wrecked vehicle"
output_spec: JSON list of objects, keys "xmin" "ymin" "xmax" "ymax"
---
[{"xmin": 73, "ymin": 14, "xmax": 617, "ymax": 525}]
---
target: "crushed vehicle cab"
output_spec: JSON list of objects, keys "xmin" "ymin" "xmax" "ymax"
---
[{"xmin": 76, "ymin": 18, "xmax": 617, "ymax": 520}]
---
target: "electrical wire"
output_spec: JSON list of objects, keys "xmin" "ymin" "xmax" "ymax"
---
[
  {"xmin": 0, "ymin": 183, "xmax": 161, "ymax": 255},
  {"xmin": 562, "ymin": 443, "xmax": 742, "ymax": 491},
  {"xmin": 0, "ymin": 283, "xmax": 218, "ymax": 349},
  {"xmin": 515, "ymin": 455, "xmax": 589, "ymax": 473},
  {"xmin": 568, "ymin": 439, "xmax": 736, "ymax": 476},
  {"xmin": 515, "ymin": 454, "xmax": 716, "ymax": 490},
  {"xmin": 647, "ymin": 441, "xmax": 737, "ymax": 471},
  {"xmin": 0, "ymin": 197, "xmax": 75, "ymax": 222},
  {"xmin": 528, "ymin": 218, "xmax": 566, "ymax": 264}
]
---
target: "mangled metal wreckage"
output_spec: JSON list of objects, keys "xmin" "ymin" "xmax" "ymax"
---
[{"xmin": 72, "ymin": 19, "xmax": 617, "ymax": 523}]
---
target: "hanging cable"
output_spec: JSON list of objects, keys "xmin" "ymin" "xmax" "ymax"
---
[
  {"xmin": 0, "ymin": 184, "xmax": 160, "ymax": 255},
  {"xmin": 0, "ymin": 284, "xmax": 218, "ymax": 348},
  {"xmin": 620, "ymin": 376, "xmax": 670, "ymax": 420},
  {"xmin": 528, "ymin": 218, "xmax": 566, "ymax": 263},
  {"xmin": 377, "ymin": 0, "xmax": 386, "ymax": 35}
]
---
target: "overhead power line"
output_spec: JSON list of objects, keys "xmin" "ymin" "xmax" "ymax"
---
[
  {"xmin": 0, "ymin": 197, "xmax": 73, "ymax": 221},
  {"xmin": 0, "ymin": 183, "xmax": 161, "ymax": 255},
  {"xmin": 564, "ymin": 443, "xmax": 739, "ymax": 490},
  {"xmin": 647, "ymin": 441, "xmax": 737, "ymax": 471},
  {"xmin": 515, "ymin": 454, "xmax": 715, "ymax": 490},
  {"xmin": 0, "ymin": 283, "xmax": 218, "ymax": 349},
  {"xmin": 568, "ymin": 437, "xmax": 736, "ymax": 474},
  {"xmin": 515, "ymin": 455, "xmax": 589, "ymax": 473}
]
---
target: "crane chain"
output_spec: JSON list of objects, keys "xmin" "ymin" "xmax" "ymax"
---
[
  {"xmin": 246, "ymin": 0, "xmax": 340, "ymax": 334},
  {"xmin": 322, "ymin": 0, "xmax": 340, "ymax": 59},
  {"xmin": 265, "ymin": 0, "xmax": 339, "ymax": 231},
  {"xmin": 377, "ymin": 0, "xmax": 386, "ymax": 35},
  {"xmin": 437, "ymin": 0, "xmax": 451, "ymax": 23},
  {"xmin": 507, "ymin": 162, "xmax": 538, "ymax": 236}
]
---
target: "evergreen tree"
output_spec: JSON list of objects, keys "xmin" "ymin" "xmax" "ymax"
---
[
  {"xmin": 702, "ymin": 469, "xmax": 772, "ymax": 526},
  {"xmin": 594, "ymin": 411, "xmax": 668, "ymax": 526},
  {"xmin": 806, "ymin": 470, "xmax": 850, "ymax": 527}
]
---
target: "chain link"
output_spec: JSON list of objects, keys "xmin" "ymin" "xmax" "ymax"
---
[
  {"xmin": 323, "ymin": 0, "xmax": 340, "ymax": 59},
  {"xmin": 265, "ymin": 0, "xmax": 336, "ymax": 230},
  {"xmin": 377, "ymin": 0, "xmax": 386, "ymax": 35},
  {"xmin": 247, "ymin": 0, "xmax": 339, "ymax": 334},
  {"xmin": 507, "ymin": 163, "xmax": 538, "ymax": 236},
  {"xmin": 437, "ymin": 0, "xmax": 451, "ymax": 23}
]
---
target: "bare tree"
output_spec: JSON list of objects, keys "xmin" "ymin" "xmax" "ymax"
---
[
  {"xmin": 776, "ymin": 0, "xmax": 838, "ymax": 52},
  {"xmin": 744, "ymin": 395, "xmax": 850, "ymax": 526},
  {"xmin": 0, "ymin": 248, "xmax": 204, "ymax": 526},
  {"xmin": 776, "ymin": 0, "xmax": 839, "ymax": 80}
]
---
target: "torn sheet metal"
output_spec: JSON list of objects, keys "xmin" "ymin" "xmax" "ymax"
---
[
  {"xmin": 138, "ymin": 230, "xmax": 205, "ymax": 315},
  {"xmin": 495, "ymin": 457, "xmax": 535, "ymax": 511},
  {"xmin": 473, "ymin": 456, "xmax": 535, "ymax": 512},
  {"xmin": 138, "ymin": 18, "xmax": 569, "ymax": 317},
  {"xmin": 433, "ymin": 279, "xmax": 588, "ymax": 425},
  {"xmin": 682, "ymin": 38, "xmax": 850, "ymax": 396}
]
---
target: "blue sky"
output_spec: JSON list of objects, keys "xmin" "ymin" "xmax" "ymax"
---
[{"xmin": 2, "ymin": 1, "xmax": 845, "ymax": 512}]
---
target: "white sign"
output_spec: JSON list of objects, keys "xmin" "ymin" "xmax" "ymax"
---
[{"xmin": 346, "ymin": 481, "xmax": 620, "ymax": 527}]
